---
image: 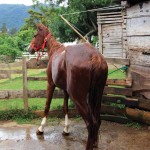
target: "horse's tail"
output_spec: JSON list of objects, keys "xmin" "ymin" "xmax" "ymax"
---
[
  {"xmin": 88, "ymin": 66, "xmax": 107, "ymax": 122},
  {"xmin": 88, "ymin": 55, "xmax": 108, "ymax": 119},
  {"xmin": 88, "ymin": 57, "xmax": 108, "ymax": 146}
]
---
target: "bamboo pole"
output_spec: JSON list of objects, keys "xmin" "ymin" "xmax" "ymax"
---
[{"xmin": 60, "ymin": 15, "xmax": 88, "ymax": 43}]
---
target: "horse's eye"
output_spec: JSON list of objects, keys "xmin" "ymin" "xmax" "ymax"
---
[
  {"xmin": 37, "ymin": 27, "xmax": 42, "ymax": 31},
  {"xmin": 34, "ymin": 34, "xmax": 37, "ymax": 38}
]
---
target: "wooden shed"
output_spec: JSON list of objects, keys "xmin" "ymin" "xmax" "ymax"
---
[{"xmin": 97, "ymin": 0, "xmax": 150, "ymax": 100}]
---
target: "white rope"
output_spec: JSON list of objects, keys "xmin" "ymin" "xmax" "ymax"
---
[{"xmin": 61, "ymin": 5, "xmax": 122, "ymax": 16}]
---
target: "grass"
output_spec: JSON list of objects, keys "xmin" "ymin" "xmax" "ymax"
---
[
  {"xmin": 126, "ymin": 122, "xmax": 142, "ymax": 129},
  {"xmin": 0, "ymin": 98, "xmax": 66, "ymax": 111},
  {"xmin": 0, "ymin": 66, "xmax": 126, "ymax": 122},
  {"xmin": 108, "ymin": 68, "xmax": 126, "ymax": 79}
]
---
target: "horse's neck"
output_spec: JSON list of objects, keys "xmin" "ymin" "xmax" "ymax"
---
[{"xmin": 47, "ymin": 36, "xmax": 63, "ymax": 57}]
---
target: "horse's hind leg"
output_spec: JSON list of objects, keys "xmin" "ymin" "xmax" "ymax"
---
[
  {"xmin": 71, "ymin": 98, "xmax": 94, "ymax": 150},
  {"xmin": 62, "ymin": 90, "xmax": 70, "ymax": 136},
  {"xmin": 92, "ymin": 108, "xmax": 101, "ymax": 148},
  {"xmin": 36, "ymin": 83, "xmax": 55, "ymax": 135},
  {"xmin": 92, "ymin": 74, "xmax": 108, "ymax": 148}
]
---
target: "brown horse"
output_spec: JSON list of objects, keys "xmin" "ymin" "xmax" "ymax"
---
[{"xmin": 28, "ymin": 23, "xmax": 108, "ymax": 150}]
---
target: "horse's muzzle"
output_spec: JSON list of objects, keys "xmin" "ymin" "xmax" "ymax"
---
[{"xmin": 28, "ymin": 46, "xmax": 35, "ymax": 55}]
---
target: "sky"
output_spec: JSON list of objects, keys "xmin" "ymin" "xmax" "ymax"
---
[{"xmin": 0, "ymin": 0, "xmax": 45, "ymax": 6}]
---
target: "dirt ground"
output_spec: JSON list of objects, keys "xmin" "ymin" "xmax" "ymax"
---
[{"xmin": 0, "ymin": 119, "xmax": 150, "ymax": 150}]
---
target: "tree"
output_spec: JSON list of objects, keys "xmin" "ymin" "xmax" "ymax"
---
[
  {"xmin": 9, "ymin": 28, "xmax": 17, "ymax": 35},
  {"xmin": 0, "ymin": 27, "xmax": 34, "ymax": 62},
  {"xmin": 0, "ymin": 33, "xmax": 20, "ymax": 62},
  {"xmin": 0, "ymin": 23, "xmax": 8, "ymax": 33},
  {"xmin": 24, "ymin": 0, "xmax": 116, "ymax": 42},
  {"xmin": 16, "ymin": 27, "xmax": 35, "ymax": 51}
]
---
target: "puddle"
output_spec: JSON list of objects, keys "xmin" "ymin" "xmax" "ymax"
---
[{"xmin": 0, "ymin": 120, "xmax": 149, "ymax": 150}]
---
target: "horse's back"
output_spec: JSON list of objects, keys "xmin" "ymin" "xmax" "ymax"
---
[
  {"xmin": 66, "ymin": 43, "xmax": 104, "ymax": 64},
  {"xmin": 65, "ymin": 43, "xmax": 108, "ymax": 99}
]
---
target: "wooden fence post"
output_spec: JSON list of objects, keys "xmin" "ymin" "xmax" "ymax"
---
[{"xmin": 22, "ymin": 56, "xmax": 28, "ymax": 112}]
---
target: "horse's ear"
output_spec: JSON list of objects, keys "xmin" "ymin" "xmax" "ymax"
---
[{"xmin": 36, "ymin": 23, "xmax": 44, "ymax": 30}]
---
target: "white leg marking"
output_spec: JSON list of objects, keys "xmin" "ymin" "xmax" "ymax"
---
[
  {"xmin": 63, "ymin": 114, "xmax": 69, "ymax": 133},
  {"xmin": 38, "ymin": 117, "xmax": 47, "ymax": 132}
]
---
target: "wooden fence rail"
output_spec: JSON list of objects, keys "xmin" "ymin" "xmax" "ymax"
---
[
  {"xmin": 0, "ymin": 57, "xmax": 150, "ymax": 125},
  {"xmin": 0, "ymin": 61, "xmax": 22, "ymax": 79}
]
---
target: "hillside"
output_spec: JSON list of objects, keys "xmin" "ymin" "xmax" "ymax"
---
[{"xmin": 0, "ymin": 4, "xmax": 30, "ymax": 30}]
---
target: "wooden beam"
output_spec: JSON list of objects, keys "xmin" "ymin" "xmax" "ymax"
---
[
  {"xmin": 22, "ymin": 57, "xmax": 28, "ymax": 112},
  {"xmin": 98, "ymin": 17, "xmax": 122, "ymax": 21},
  {"xmin": 104, "ymin": 86, "xmax": 132, "ymax": 96},
  {"xmin": 105, "ymin": 57, "xmax": 130, "ymax": 65},
  {"xmin": 0, "ymin": 61, "xmax": 22, "ymax": 68},
  {"xmin": 0, "ymin": 70, "xmax": 22, "ymax": 74},
  {"xmin": 125, "ymin": 97, "xmax": 139, "ymax": 107},
  {"xmin": 126, "ymin": 107, "xmax": 150, "ymax": 125},
  {"xmin": 97, "ymin": 14, "xmax": 122, "ymax": 19},
  {"xmin": 102, "ymin": 95, "xmax": 126, "ymax": 103},
  {"xmin": 98, "ymin": 24, "xmax": 103, "ymax": 54},
  {"xmin": 106, "ymin": 78, "xmax": 132, "ymax": 87},
  {"xmin": 97, "ymin": 12, "xmax": 121, "ymax": 16},
  {"xmin": 0, "ymin": 74, "xmax": 10, "ymax": 79},
  {"xmin": 28, "ymin": 90, "xmax": 64, "ymax": 98},
  {"xmin": 97, "ymin": 20, "xmax": 123, "ymax": 24},
  {"xmin": 0, "ymin": 86, "xmax": 133, "ymax": 99},
  {"xmin": 27, "ymin": 77, "xmax": 47, "ymax": 81},
  {"xmin": 101, "ymin": 115, "xmax": 132, "ymax": 124},
  {"xmin": 102, "ymin": 95, "xmax": 139, "ymax": 107},
  {"xmin": 138, "ymin": 99, "xmax": 150, "ymax": 111},
  {"xmin": 101, "ymin": 104, "xmax": 126, "ymax": 116}
]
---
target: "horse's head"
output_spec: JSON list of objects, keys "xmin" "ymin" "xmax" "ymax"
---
[{"xmin": 28, "ymin": 23, "xmax": 50, "ymax": 54}]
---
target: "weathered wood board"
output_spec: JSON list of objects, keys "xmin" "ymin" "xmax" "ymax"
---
[
  {"xmin": 130, "ymin": 65, "xmax": 150, "ymax": 99},
  {"xmin": 126, "ymin": 1, "xmax": 150, "ymax": 66},
  {"xmin": 126, "ymin": 1, "xmax": 150, "ymax": 18},
  {"xmin": 97, "ymin": 8, "xmax": 124, "ymax": 58}
]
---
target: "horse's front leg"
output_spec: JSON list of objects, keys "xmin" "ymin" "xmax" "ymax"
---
[
  {"xmin": 62, "ymin": 90, "xmax": 70, "ymax": 136},
  {"xmin": 36, "ymin": 83, "xmax": 55, "ymax": 135}
]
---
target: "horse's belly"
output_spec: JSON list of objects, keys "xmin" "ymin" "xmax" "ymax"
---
[
  {"xmin": 52, "ymin": 71, "xmax": 66, "ymax": 89},
  {"xmin": 51, "ymin": 55, "xmax": 66, "ymax": 90}
]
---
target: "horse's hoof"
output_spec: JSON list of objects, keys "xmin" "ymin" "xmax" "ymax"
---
[
  {"xmin": 62, "ymin": 131, "xmax": 70, "ymax": 136},
  {"xmin": 36, "ymin": 130, "xmax": 44, "ymax": 135},
  {"xmin": 93, "ymin": 144, "xmax": 98, "ymax": 148}
]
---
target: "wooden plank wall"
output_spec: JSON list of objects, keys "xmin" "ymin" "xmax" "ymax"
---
[
  {"xmin": 97, "ymin": 7, "xmax": 126, "ymax": 58},
  {"xmin": 126, "ymin": 1, "xmax": 150, "ymax": 99}
]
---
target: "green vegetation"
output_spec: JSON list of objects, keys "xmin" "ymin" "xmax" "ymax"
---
[
  {"xmin": 0, "ymin": 109, "xmax": 36, "ymax": 121},
  {"xmin": 0, "ymin": 68, "xmax": 126, "ymax": 111},
  {"xmin": 108, "ymin": 68, "xmax": 126, "ymax": 79},
  {"xmin": 126, "ymin": 122, "xmax": 142, "ymax": 129},
  {"xmin": 25, "ymin": 0, "xmax": 118, "ymax": 42},
  {"xmin": 0, "ymin": 28, "xmax": 35, "ymax": 63},
  {"xmin": 0, "ymin": 1, "xmax": 120, "ymax": 62}
]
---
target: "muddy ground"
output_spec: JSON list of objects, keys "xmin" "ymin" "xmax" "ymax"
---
[{"xmin": 0, "ymin": 120, "xmax": 150, "ymax": 150}]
